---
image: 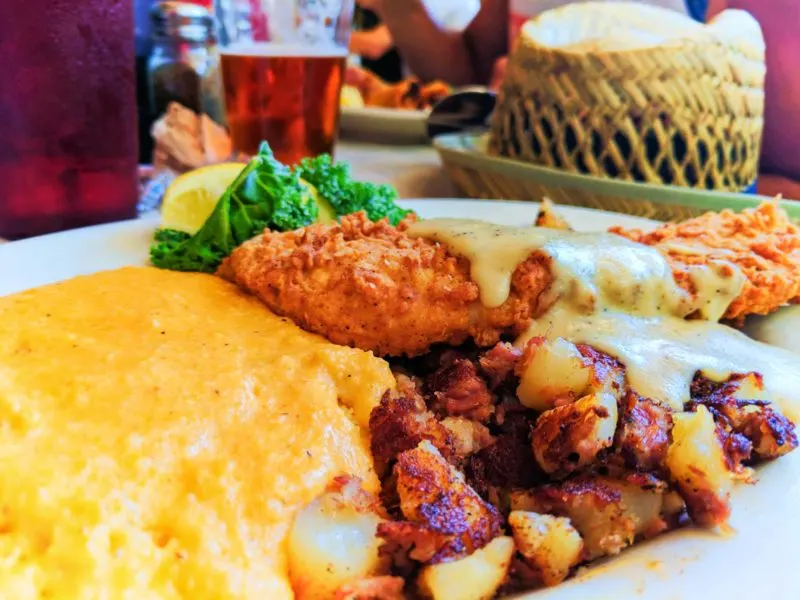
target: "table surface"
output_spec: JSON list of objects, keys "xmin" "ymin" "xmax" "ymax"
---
[
  {"xmin": 0, "ymin": 142, "xmax": 455, "ymax": 244},
  {"xmin": 338, "ymin": 141, "xmax": 458, "ymax": 199}
]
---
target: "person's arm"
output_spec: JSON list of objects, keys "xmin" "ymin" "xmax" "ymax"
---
[
  {"xmin": 724, "ymin": 0, "xmax": 800, "ymax": 184},
  {"xmin": 369, "ymin": 0, "xmax": 508, "ymax": 85},
  {"xmin": 349, "ymin": 24, "xmax": 394, "ymax": 60}
]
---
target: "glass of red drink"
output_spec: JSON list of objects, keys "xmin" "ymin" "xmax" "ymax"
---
[
  {"xmin": 214, "ymin": 0, "xmax": 355, "ymax": 165},
  {"xmin": 0, "ymin": 1, "xmax": 139, "ymax": 240}
]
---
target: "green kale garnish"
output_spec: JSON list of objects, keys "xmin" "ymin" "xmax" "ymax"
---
[
  {"xmin": 295, "ymin": 154, "xmax": 411, "ymax": 226},
  {"xmin": 149, "ymin": 142, "xmax": 317, "ymax": 273},
  {"xmin": 150, "ymin": 143, "xmax": 411, "ymax": 273}
]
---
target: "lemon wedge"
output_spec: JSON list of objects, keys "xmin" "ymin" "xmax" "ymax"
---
[
  {"xmin": 160, "ymin": 162, "xmax": 248, "ymax": 234},
  {"xmin": 300, "ymin": 179, "xmax": 337, "ymax": 224}
]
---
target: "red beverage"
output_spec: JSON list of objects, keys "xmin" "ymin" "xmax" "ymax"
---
[
  {"xmin": 220, "ymin": 46, "xmax": 346, "ymax": 165},
  {"xmin": 0, "ymin": 1, "xmax": 139, "ymax": 240}
]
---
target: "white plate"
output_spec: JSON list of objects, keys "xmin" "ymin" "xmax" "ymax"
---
[
  {"xmin": 0, "ymin": 199, "xmax": 797, "ymax": 600},
  {"xmin": 339, "ymin": 105, "xmax": 429, "ymax": 144}
]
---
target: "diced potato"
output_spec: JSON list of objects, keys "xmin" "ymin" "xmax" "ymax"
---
[
  {"xmin": 517, "ymin": 338, "xmax": 593, "ymax": 412},
  {"xmin": 704, "ymin": 372, "xmax": 767, "ymax": 402},
  {"xmin": 510, "ymin": 475, "xmax": 667, "ymax": 560},
  {"xmin": 289, "ymin": 490, "xmax": 387, "ymax": 600},
  {"xmin": 395, "ymin": 441, "xmax": 503, "ymax": 563},
  {"xmin": 417, "ymin": 536, "xmax": 515, "ymax": 600},
  {"xmin": 441, "ymin": 416, "xmax": 493, "ymax": 458},
  {"xmin": 509, "ymin": 511, "xmax": 583, "ymax": 586},
  {"xmin": 665, "ymin": 406, "xmax": 732, "ymax": 526},
  {"xmin": 532, "ymin": 390, "xmax": 618, "ymax": 475}
]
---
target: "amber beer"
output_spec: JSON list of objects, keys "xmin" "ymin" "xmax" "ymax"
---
[{"xmin": 220, "ymin": 44, "xmax": 346, "ymax": 164}]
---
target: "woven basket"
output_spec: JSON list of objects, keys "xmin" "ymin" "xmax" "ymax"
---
[
  {"xmin": 433, "ymin": 132, "xmax": 800, "ymax": 224},
  {"xmin": 489, "ymin": 3, "xmax": 766, "ymax": 193}
]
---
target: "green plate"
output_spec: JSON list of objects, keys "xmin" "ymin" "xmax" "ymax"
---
[{"xmin": 433, "ymin": 132, "xmax": 800, "ymax": 222}]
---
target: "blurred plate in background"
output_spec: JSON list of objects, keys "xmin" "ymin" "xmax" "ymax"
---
[{"xmin": 339, "ymin": 105, "xmax": 429, "ymax": 145}]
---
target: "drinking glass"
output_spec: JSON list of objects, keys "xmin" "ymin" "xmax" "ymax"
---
[
  {"xmin": 214, "ymin": 0, "xmax": 355, "ymax": 165},
  {"xmin": 0, "ymin": 1, "xmax": 139, "ymax": 240}
]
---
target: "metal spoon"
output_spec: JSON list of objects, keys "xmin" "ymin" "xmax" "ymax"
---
[{"xmin": 426, "ymin": 88, "xmax": 497, "ymax": 140}]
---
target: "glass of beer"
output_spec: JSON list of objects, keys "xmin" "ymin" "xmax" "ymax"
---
[{"xmin": 214, "ymin": 0, "xmax": 354, "ymax": 165}]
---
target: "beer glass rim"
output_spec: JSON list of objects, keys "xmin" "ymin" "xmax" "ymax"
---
[{"xmin": 213, "ymin": 0, "xmax": 355, "ymax": 52}]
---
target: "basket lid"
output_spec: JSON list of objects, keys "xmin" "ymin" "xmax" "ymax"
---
[{"xmin": 519, "ymin": 2, "xmax": 724, "ymax": 53}]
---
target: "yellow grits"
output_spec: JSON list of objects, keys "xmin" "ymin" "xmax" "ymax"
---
[{"xmin": 0, "ymin": 267, "xmax": 394, "ymax": 599}]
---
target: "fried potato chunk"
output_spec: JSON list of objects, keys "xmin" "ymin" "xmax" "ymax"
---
[
  {"xmin": 532, "ymin": 390, "xmax": 618, "ymax": 477},
  {"xmin": 665, "ymin": 406, "xmax": 733, "ymax": 526},
  {"xmin": 417, "ymin": 536, "xmax": 515, "ymax": 600},
  {"xmin": 512, "ymin": 475, "xmax": 668, "ymax": 560},
  {"xmin": 508, "ymin": 511, "xmax": 583, "ymax": 586},
  {"xmin": 441, "ymin": 417, "xmax": 495, "ymax": 459},
  {"xmin": 616, "ymin": 392, "xmax": 674, "ymax": 471},
  {"xmin": 516, "ymin": 338, "xmax": 594, "ymax": 412},
  {"xmin": 691, "ymin": 373, "xmax": 798, "ymax": 461},
  {"xmin": 369, "ymin": 385, "xmax": 457, "ymax": 474},
  {"xmin": 289, "ymin": 477, "xmax": 388, "ymax": 599},
  {"xmin": 394, "ymin": 441, "xmax": 503, "ymax": 563},
  {"xmin": 522, "ymin": 340, "xmax": 625, "ymax": 475}
]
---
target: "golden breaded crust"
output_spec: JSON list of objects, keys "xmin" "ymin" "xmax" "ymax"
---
[
  {"xmin": 221, "ymin": 203, "xmax": 800, "ymax": 356},
  {"xmin": 220, "ymin": 212, "xmax": 553, "ymax": 356},
  {"xmin": 611, "ymin": 202, "xmax": 800, "ymax": 322}
]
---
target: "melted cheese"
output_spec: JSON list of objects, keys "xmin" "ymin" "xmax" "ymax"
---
[
  {"xmin": 0, "ymin": 267, "xmax": 394, "ymax": 599},
  {"xmin": 408, "ymin": 218, "xmax": 800, "ymax": 419}
]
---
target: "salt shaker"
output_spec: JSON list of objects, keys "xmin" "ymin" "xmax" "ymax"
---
[{"xmin": 147, "ymin": 1, "xmax": 224, "ymax": 125}]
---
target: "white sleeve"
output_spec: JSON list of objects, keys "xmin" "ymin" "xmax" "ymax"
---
[{"xmin": 421, "ymin": 0, "xmax": 482, "ymax": 31}]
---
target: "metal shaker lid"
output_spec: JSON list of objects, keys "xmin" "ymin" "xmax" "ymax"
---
[{"xmin": 151, "ymin": 1, "xmax": 212, "ymax": 43}]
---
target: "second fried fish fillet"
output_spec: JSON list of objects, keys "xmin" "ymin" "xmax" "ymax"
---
[{"xmin": 219, "ymin": 204, "xmax": 800, "ymax": 357}]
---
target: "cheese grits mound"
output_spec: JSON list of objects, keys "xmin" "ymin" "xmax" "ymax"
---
[{"xmin": 0, "ymin": 267, "xmax": 394, "ymax": 599}]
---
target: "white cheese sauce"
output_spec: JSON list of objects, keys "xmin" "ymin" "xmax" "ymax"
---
[{"xmin": 407, "ymin": 218, "xmax": 800, "ymax": 420}]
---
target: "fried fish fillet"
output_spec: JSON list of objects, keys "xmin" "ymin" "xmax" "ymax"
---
[{"xmin": 219, "ymin": 204, "xmax": 800, "ymax": 356}]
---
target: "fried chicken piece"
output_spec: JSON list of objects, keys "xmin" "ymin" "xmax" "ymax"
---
[
  {"xmin": 220, "ymin": 213, "xmax": 552, "ymax": 357},
  {"xmin": 611, "ymin": 202, "xmax": 800, "ymax": 322},
  {"xmin": 221, "ymin": 204, "xmax": 800, "ymax": 356}
]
